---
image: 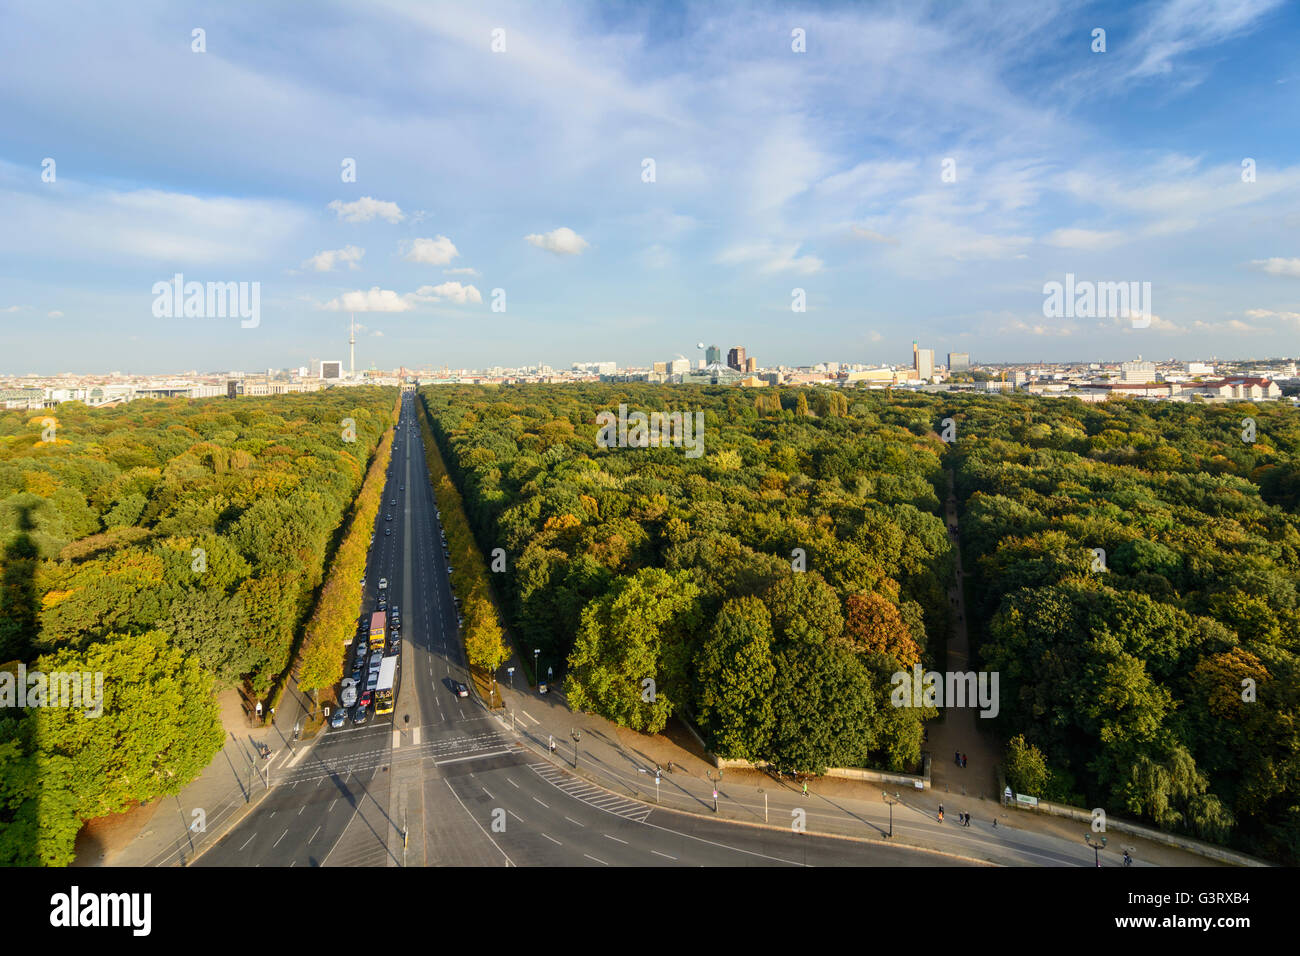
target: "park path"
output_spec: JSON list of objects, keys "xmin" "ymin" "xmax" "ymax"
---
[{"xmin": 923, "ymin": 469, "xmax": 1002, "ymax": 804}]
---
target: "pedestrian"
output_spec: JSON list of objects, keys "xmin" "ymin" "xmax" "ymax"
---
[
  {"xmin": 938, "ymin": 803, "xmax": 944, "ymax": 823},
  {"xmin": 992, "ymin": 818, "xmax": 998, "ymax": 828},
  {"xmin": 802, "ymin": 780, "xmax": 808, "ymax": 797},
  {"xmin": 965, "ymin": 813, "xmax": 971, "ymax": 827},
  {"xmin": 961, "ymin": 753, "xmax": 967, "ymax": 768},
  {"xmin": 955, "ymin": 750, "xmax": 960, "ymax": 765}
]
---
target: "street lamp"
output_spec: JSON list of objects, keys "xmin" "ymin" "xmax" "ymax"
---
[
  {"xmin": 570, "ymin": 728, "xmax": 582, "ymax": 768},
  {"xmin": 1085, "ymin": 832, "xmax": 1107, "ymax": 867},
  {"xmin": 883, "ymin": 791, "xmax": 902, "ymax": 838},
  {"xmin": 706, "ymin": 770, "xmax": 722, "ymax": 812},
  {"xmin": 533, "ymin": 649, "xmax": 539, "ymax": 688}
]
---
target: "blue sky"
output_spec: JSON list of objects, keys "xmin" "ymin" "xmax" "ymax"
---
[{"xmin": 1, "ymin": 0, "xmax": 1298, "ymax": 374}]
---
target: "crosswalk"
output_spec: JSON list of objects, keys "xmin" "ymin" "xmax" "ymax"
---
[{"xmin": 529, "ymin": 762, "xmax": 653, "ymax": 823}]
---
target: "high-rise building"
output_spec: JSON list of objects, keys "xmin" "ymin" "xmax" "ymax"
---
[
  {"xmin": 670, "ymin": 358, "xmax": 691, "ymax": 374},
  {"xmin": 727, "ymin": 346, "xmax": 747, "ymax": 371},
  {"xmin": 913, "ymin": 342, "xmax": 934, "ymax": 380},
  {"xmin": 948, "ymin": 352, "xmax": 970, "ymax": 372},
  {"xmin": 320, "ymin": 360, "xmax": 343, "ymax": 380},
  {"xmin": 745, "ymin": 357, "xmax": 757, "ymax": 373},
  {"xmin": 706, "ymin": 345, "xmax": 721, "ymax": 365},
  {"xmin": 653, "ymin": 361, "xmax": 668, "ymax": 374}
]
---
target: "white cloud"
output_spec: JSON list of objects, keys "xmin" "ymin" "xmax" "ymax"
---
[
  {"xmin": 1, "ymin": 305, "xmax": 23, "ymax": 312},
  {"xmin": 47, "ymin": 310, "xmax": 63, "ymax": 318},
  {"xmin": 717, "ymin": 240, "xmax": 823, "ymax": 274},
  {"xmin": 304, "ymin": 245, "xmax": 365, "ymax": 271},
  {"xmin": 409, "ymin": 281, "xmax": 482, "ymax": 305},
  {"xmin": 850, "ymin": 226, "xmax": 899, "ymax": 244},
  {"xmin": 404, "ymin": 236, "xmax": 460, "ymax": 265},
  {"xmin": 1251, "ymin": 257, "xmax": 1300, "ymax": 278},
  {"xmin": 1246, "ymin": 308, "xmax": 1300, "ymax": 322},
  {"xmin": 443, "ymin": 267, "xmax": 479, "ymax": 276},
  {"xmin": 323, "ymin": 287, "xmax": 412, "ymax": 312},
  {"xmin": 525, "ymin": 227, "xmax": 589, "ymax": 255},
  {"xmin": 328, "ymin": 196, "xmax": 405, "ymax": 223},
  {"xmin": 1043, "ymin": 228, "xmax": 1125, "ymax": 250}
]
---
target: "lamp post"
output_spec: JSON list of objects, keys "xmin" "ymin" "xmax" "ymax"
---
[
  {"xmin": 507, "ymin": 666, "xmax": 514, "ymax": 690},
  {"xmin": 883, "ymin": 791, "xmax": 902, "ymax": 838},
  {"xmin": 533, "ymin": 649, "xmax": 539, "ymax": 688},
  {"xmin": 706, "ymin": 770, "xmax": 722, "ymax": 812},
  {"xmin": 570, "ymin": 728, "xmax": 582, "ymax": 768},
  {"xmin": 1085, "ymin": 832, "xmax": 1107, "ymax": 867}
]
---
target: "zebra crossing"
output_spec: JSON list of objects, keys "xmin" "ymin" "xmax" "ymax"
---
[{"xmin": 529, "ymin": 762, "xmax": 653, "ymax": 823}]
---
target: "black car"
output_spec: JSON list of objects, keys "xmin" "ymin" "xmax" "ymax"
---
[
  {"xmin": 385, "ymin": 528, "xmax": 391, "ymax": 535},
  {"xmin": 385, "ymin": 514, "xmax": 392, "ymax": 521},
  {"xmin": 351, "ymin": 664, "xmax": 363, "ymax": 685},
  {"xmin": 451, "ymin": 680, "xmax": 469, "ymax": 698},
  {"xmin": 351, "ymin": 703, "xmax": 369, "ymax": 726}
]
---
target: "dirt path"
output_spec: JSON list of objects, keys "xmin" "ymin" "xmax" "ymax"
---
[{"xmin": 924, "ymin": 469, "xmax": 1002, "ymax": 801}]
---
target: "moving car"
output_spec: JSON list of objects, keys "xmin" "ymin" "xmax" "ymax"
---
[
  {"xmin": 379, "ymin": 578, "xmax": 388, "ymax": 590},
  {"xmin": 451, "ymin": 680, "xmax": 469, "ymax": 698},
  {"xmin": 385, "ymin": 514, "xmax": 392, "ymax": 521},
  {"xmin": 385, "ymin": 528, "xmax": 391, "ymax": 535}
]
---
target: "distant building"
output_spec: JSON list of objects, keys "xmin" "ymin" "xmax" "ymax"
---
[
  {"xmin": 653, "ymin": 361, "xmax": 668, "ymax": 374},
  {"xmin": 912, "ymin": 343, "xmax": 934, "ymax": 380},
  {"xmin": 727, "ymin": 346, "xmax": 747, "ymax": 371},
  {"xmin": 745, "ymin": 356, "xmax": 757, "ymax": 373},
  {"xmin": 1185, "ymin": 362, "xmax": 1214, "ymax": 376},
  {"xmin": 669, "ymin": 358, "xmax": 691, "ymax": 375},
  {"xmin": 320, "ymin": 360, "xmax": 343, "ymax": 380},
  {"xmin": 705, "ymin": 345, "xmax": 722, "ymax": 365},
  {"xmin": 948, "ymin": 352, "xmax": 970, "ymax": 372},
  {"xmin": 1121, "ymin": 359, "xmax": 1156, "ymax": 383}
]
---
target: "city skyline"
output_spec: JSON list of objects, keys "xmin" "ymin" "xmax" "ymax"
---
[{"xmin": 3, "ymin": 0, "xmax": 1299, "ymax": 373}]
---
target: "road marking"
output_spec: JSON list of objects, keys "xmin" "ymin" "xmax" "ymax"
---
[
  {"xmin": 507, "ymin": 778, "xmax": 519, "ymax": 789},
  {"xmin": 433, "ymin": 749, "xmax": 513, "ymax": 766},
  {"xmin": 238, "ymin": 834, "xmax": 256, "ymax": 851},
  {"xmin": 542, "ymin": 833, "xmax": 562, "ymax": 845},
  {"xmin": 482, "ymin": 787, "xmax": 494, "ymax": 799},
  {"xmin": 392, "ymin": 730, "xmax": 402, "ymax": 749},
  {"xmin": 443, "ymin": 779, "xmax": 514, "ymax": 867},
  {"xmin": 273, "ymin": 829, "xmax": 288, "ymax": 848},
  {"xmin": 605, "ymin": 834, "xmax": 628, "ymax": 845},
  {"xmin": 309, "ymin": 826, "xmax": 321, "ymax": 843},
  {"xmin": 652, "ymin": 850, "xmax": 677, "ymax": 860},
  {"xmin": 508, "ymin": 810, "xmax": 524, "ymax": 823},
  {"xmin": 412, "ymin": 726, "xmax": 421, "ymax": 746},
  {"xmin": 533, "ymin": 797, "xmax": 549, "ymax": 809},
  {"xmin": 583, "ymin": 853, "xmax": 608, "ymax": 866},
  {"xmin": 520, "ymin": 710, "xmax": 540, "ymax": 726},
  {"xmin": 298, "ymin": 806, "xmax": 305, "ymax": 815}
]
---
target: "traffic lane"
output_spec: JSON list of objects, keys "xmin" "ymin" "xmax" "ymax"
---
[
  {"xmin": 196, "ymin": 764, "xmax": 380, "ymax": 867},
  {"xmin": 447, "ymin": 758, "xmax": 972, "ymax": 867}
]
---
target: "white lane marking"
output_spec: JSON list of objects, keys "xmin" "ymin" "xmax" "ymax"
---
[
  {"xmin": 309, "ymin": 826, "xmax": 321, "ymax": 843},
  {"xmin": 443, "ymin": 779, "xmax": 514, "ymax": 867},
  {"xmin": 273, "ymin": 829, "xmax": 288, "ymax": 848},
  {"xmin": 542, "ymin": 833, "xmax": 562, "ymax": 845},
  {"xmin": 239, "ymin": 834, "xmax": 256, "ymax": 851},
  {"xmin": 329, "ymin": 799, "xmax": 339, "ymax": 812},
  {"xmin": 583, "ymin": 854, "xmax": 609, "ymax": 866},
  {"xmin": 482, "ymin": 787, "xmax": 494, "ymax": 799},
  {"xmin": 565, "ymin": 816, "xmax": 585, "ymax": 827},
  {"xmin": 393, "ymin": 730, "xmax": 402, "ymax": 749},
  {"xmin": 520, "ymin": 710, "xmax": 540, "ymax": 726},
  {"xmin": 298, "ymin": 806, "xmax": 305, "ymax": 815},
  {"xmin": 605, "ymin": 834, "xmax": 628, "ymax": 845},
  {"xmin": 413, "ymin": 726, "xmax": 421, "ymax": 746},
  {"xmin": 507, "ymin": 778, "xmax": 519, "ymax": 789},
  {"xmin": 433, "ymin": 749, "xmax": 513, "ymax": 766},
  {"xmin": 652, "ymin": 850, "xmax": 677, "ymax": 860},
  {"xmin": 533, "ymin": 797, "xmax": 549, "ymax": 809},
  {"xmin": 508, "ymin": 810, "xmax": 524, "ymax": 823}
]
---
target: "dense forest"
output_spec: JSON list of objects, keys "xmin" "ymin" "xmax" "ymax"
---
[
  {"xmin": 424, "ymin": 383, "xmax": 1300, "ymax": 862},
  {"xmin": 419, "ymin": 384, "xmax": 955, "ymax": 775},
  {"xmin": 0, "ymin": 388, "xmax": 396, "ymax": 864},
  {"xmin": 950, "ymin": 395, "xmax": 1300, "ymax": 863}
]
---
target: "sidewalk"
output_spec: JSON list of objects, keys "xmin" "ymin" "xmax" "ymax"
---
[
  {"xmin": 75, "ymin": 681, "xmax": 318, "ymax": 867},
  {"xmin": 487, "ymin": 654, "xmax": 1235, "ymax": 868}
]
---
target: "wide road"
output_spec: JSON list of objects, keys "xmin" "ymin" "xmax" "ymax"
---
[{"xmin": 199, "ymin": 393, "xmax": 973, "ymax": 867}]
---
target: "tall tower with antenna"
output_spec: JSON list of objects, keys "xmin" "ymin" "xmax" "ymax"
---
[{"xmin": 349, "ymin": 313, "xmax": 356, "ymax": 378}]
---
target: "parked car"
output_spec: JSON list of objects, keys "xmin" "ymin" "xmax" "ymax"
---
[
  {"xmin": 365, "ymin": 671, "xmax": 378, "ymax": 692},
  {"xmin": 351, "ymin": 704, "xmax": 368, "ymax": 725},
  {"xmin": 369, "ymin": 651, "xmax": 384, "ymax": 669},
  {"xmin": 351, "ymin": 664, "xmax": 363, "ymax": 685},
  {"xmin": 359, "ymin": 690, "xmax": 372, "ymax": 710},
  {"xmin": 340, "ymin": 678, "xmax": 358, "ymax": 708},
  {"xmin": 354, "ymin": 642, "xmax": 368, "ymax": 662},
  {"xmin": 330, "ymin": 708, "xmax": 348, "ymax": 729}
]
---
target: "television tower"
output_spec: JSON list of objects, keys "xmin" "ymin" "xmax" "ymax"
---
[{"xmin": 349, "ymin": 313, "xmax": 356, "ymax": 378}]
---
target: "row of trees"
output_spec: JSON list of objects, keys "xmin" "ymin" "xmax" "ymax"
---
[
  {"xmin": 948, "ymin": 394, "xmax": 1300, "ymax": 863},
  {"xmin": 0, "ymin": 388, "xmax": 396, "ymax": 864},
  {"xmin": 420, "ymin": 384, "xmax": 954, "ymax": 772}
]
